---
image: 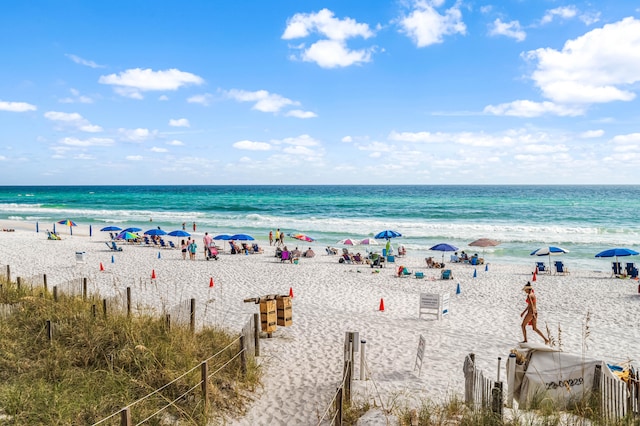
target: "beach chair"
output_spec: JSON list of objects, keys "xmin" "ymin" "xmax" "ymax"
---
[
  {"xmin": 339, "ymin": 253, "xmax": 352, "ymax": 264},
  {"xmin": 536, "ymin": 262, "xmax": 547, "ymax": 274},
  {"xmin": 441, "ymin": 269, "xmax": 453, "ymax": 280},
  {"xmin": 281, "ymin": 251, "xmax": 290, "ymax": 263},
  {"xmin": 106, "ymin": 241, "xmax": 123, "ymax": 251},
  {"xmin": 397, "ymin": 266, "xmax": 412, "ymax": 277},
  {"xmin": 414, "ymin": 271, "xmax": 424, "ymax": 279},
  {"xmin": 169, "ymin": 241, "xmax": 177, "ymax": 249},
  {"xmin": 612, "ymin": 262, "xmax": 622, "ymax": 277},
  {"xmin": 554, "ymin": 261, "xmax": 569, "ymax": 275},
  {"xmin": 630, "ymin": 266, "xmax": 639, "ymax": 279}
]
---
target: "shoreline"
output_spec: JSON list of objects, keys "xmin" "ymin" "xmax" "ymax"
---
[{"xmin": 0, "ymin": 223, "xmax": 638, "ymax": 424}]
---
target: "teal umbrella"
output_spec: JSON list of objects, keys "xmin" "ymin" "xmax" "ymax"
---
[{"xmin": 116, "ymin": 231, "xmax": 139, "ymax": 240}]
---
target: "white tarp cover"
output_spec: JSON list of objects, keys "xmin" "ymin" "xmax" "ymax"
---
[{"xmin": 519, "ymin": 349, "xmax": 607, "ymax": 408}]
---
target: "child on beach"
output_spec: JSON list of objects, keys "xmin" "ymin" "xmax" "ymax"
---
[
  {"xmin": 520, "ymin": 282, "xmax": 550, "ymax": 345},
  {"xmin": 188, "ymin": 240, "xmax": 197, "ymax": 260}
]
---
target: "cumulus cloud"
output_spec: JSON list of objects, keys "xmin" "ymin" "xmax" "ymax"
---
[
  {"xmin": 285, "ymin": 109, "xmax": 317, "ymax": 118},
  {"xmin": 150, "ymin": 146, "xmax": 168, "ymax": 153},
  {"xmin": 225, "ymin": 89, "xmax": 299, "ymax": 113},
  {"xmin": 233, "ymin": 140, "xmax": 272, "ymax": 151},
  {"xmin": 65, "ymin": 54, "xmax": 104, "ymax": 68},
  {"xmin": 59, "ymin": 137, "xmax": 114, "ymax": 147},
  {"xmin": 282, "ymin": 8, "xmax": 376, "ymax": 68},
  {"xmin": 169, "ymin": 118, "xmax": 190, "ymax": 127},
  {"xmin": 580, "ymin": 130, "xmax": 604, "ymax": 138},
  {"xmin": 118, "ymin": 128, "xmax": 157, "ymax": 142},
  {"xmin": 44, "ymin": 111, "xmax": 103, "ymax": 132},
  {"xmin": 540, "ymin": 6, "xmax": 578, "ymax": 25},
  {"xmin": 483, "ymin": 100, "xmax": 585, "ymax": 117},
  {"xmin": 99, "ymin": 68, "xmax": 204, "ymax": 99},
  {"xmin": 489, "ymin": 19, "xmax": 525, "ymax": 42},
  {"xmin": 167, "ymin": 140, "xmax": 184, "ymax": 146},
  {"xmin": 187, "ymin": 93, "xmax": 213, "ymax": 106},
  {"xmin": 0, "ymin": 100, "xmax": 37, "ymax": 112},
  {"xmin": 342, "ymin": 136, "xmax": 353, "ymax": 143},
  {"xmin": 397, "ymin": 0, "xmax": 466, "ymax": 47},
  {"xmin": 388, "ymin": 129, "xmax": 558, "ymax": 148},
  {"xmin": 525, "ymin": 17, "xmax": 640, "ymax": 105},
  {"xmin": 59, "ymin": 88, "xmax": 93, "ymax": 104}
]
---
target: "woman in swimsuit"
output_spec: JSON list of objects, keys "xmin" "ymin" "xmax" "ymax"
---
[{"xmin": 520, "ymin": 282, "xmax": 549, "ymax": 344}]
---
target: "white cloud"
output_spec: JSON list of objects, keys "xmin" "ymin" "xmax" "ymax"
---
[
  {"xmin": 187, "ymin": 93, "xmax": 213, "ymax": 106},
  {"xmin": 99, "ymin": 68, "xmax": 204, "ymax": 99},
  {"xmin": 282, "ymin": 8, "xmax": 376, "ymax": 68},
  {"xmin": 158, "ymin": 95, "xmax": 169, "ymax": 101},
  {"xmin": 59, "ymin": 137, "xmax": 114, "ymax": 147},
  {"xmin": 59, "ymin": 88, "xmax": 93, "ymax": 104},
  {"xmin": 169, "ymin": 118, "xmax": 190, "ymax": 127},
  {"xmin": 44, "ymin": 111, "xmax": 103, "ymax": 132},
  {"xmin": 65, "ymin": 53, "xmax": 104, "ymax": 68},
  {"xmin": 285, "ymin": 109, "xmax": 317, "ymax": 118},
  {"xmin": 580, "ymin": 130, "xmax": 604, "ymax": 138},
  {"xmin": 483, "ymin": 100, "xmax": 585, "ymax": 117},
  {"xmin": 125, "ymin": 155, "xmax": 144, "ymax": 161},
  {"xmin": 118, "ymin": 128, "xmax": 156, "ymax": 142},
  {"xmin": 388, "ymin": 129, "xmax": 559, "ymax": 148},
  {"xmin": 540, "ymin": 6, "xmax": 578, "ymax": 25},
  {"xmin": 398, "ymin": 0, "xmax": 466, "ymax": 47},
  {"xmin": 233, "ymin": 140, "xmax": 272, "ymax": 151},
  {"xmin": 225, "ymin": 89, "xmax": 299, "ymax": 113},
  {"xmin": 278, "ymin": 134, "xmax": 320, "ymax": 147},
  {"xmin": 342, "ymin": 136, "xmax": 353, "ymax": 143},
  {"xmin": 150, "ymin": 146, "xmax": 168, "ymax": 153},
  {"xmin": 525, "ymin": 17, "xmax": 640, "ymax": 105},
  {"xmin": 489, "ymin": 19, "xmax": 525, "ymax": 42},
  {"xmin": 0, "ymin": 100, "xmax": 37, "ymax": 112},
  {"xmin": 167, "ymin": 140, "xmax": 184, "ymax": 146}
]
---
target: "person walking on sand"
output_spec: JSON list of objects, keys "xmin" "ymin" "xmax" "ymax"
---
[
  {"xmin": 275, "ymin": 229, "xmax": 281, "ymax": 246},
  {"xmin": 520, "ymin": 282, "xmax": 550, "ymax": 344},
  {"xmin": 203, "ymin": 232, "xmax": 212, "ymax": 259},
  {"xmin": 192, "ymin": 222, "xmax": 196, "ymax": 232},
  {"xmin": 269, "ymin": 230, "xmax": 273, "ymax": 246}
]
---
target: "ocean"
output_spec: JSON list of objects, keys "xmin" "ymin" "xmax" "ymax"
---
[{"xmin": 1, "ymin": 185, "xmax": 639, "ymax": 270}]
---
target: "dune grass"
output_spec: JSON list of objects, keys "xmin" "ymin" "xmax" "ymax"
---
[{"xmin": 0, "ymin": 277, "xmax": 260, "ymax": 425}]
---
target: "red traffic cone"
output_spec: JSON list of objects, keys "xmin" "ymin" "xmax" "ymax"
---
[
  {"xmin": 209, "ymin": 277, "xmax": 214, "ymax": 288},
  {"xmin": 99, "ymin": 262, "xmax": 104, "ymax": 271},
  {"xmin": 532, "ymin": 271, "xmax": 537, "ymax": 282},
  {"xmin": 151, "ymin": 269, "xmax": 156, "ymax": 279},
  {"xmin": 379, "ymin": 298, "xmax": 385, "ymax": 312},
  {"xmin": 289, "ymin": 287, "xmax": 294, "ymax": 298}
]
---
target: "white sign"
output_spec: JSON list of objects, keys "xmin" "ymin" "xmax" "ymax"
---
[
  {"xmin": 415, "ymin": 334, "xmax": 426, "ymax": 376},
  {"xmin": 419, "ymin": 292, "xmax": 450, "ymax": 320}
]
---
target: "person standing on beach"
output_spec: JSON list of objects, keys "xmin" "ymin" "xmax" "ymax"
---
[
  {"xmin": 203, "ymin": 232, "xmax": 212, "ymax": 259},
  {"xmin": 269, "ymin": 230, "xmax": 273, "ymax": 246},
  {"xmin": 182, "ymin": 222, "xmax": 186, "ymax": 231},
  {"xmin": 275, "ymin": 229, "xmax": 281, "ymax": 246},
  {"xmin": 180, "ymin": 239, "xmax": 187, "ymax": 260},
  {"xmin": 188, "ymin": 239, "xmax": 197, "ymax": 260},
  {"xmin": 520, "ymin": 282, "xmax": 550, "ymax": 344},
  {"xmin": 192, "ymin": 222, "xmax": 196, "ymax": 232},
  {"xmin": 280, "ymin": 231, "xmax": 285, "ymax": 245}
]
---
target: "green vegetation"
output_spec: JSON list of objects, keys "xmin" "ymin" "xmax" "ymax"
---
[{"xmin": 0, "ymin": 278, "xmax": 260, "ymax": 425}]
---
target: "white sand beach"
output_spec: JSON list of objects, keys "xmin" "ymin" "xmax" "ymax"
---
[{"xmin": 1, "ymin": 222, "xmax": 639, "ymax": 425}]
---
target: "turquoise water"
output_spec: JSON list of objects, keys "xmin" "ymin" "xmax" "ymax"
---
[{"xmin": 1, "ymin": 185, "xmax": 639, "ymax": 269}]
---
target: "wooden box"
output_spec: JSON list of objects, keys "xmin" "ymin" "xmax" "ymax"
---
[
  {"xmin": 276, "ymin": 296, "xmax": 292, "ymax": 327},
  {"xmin": 259, "ymin": 299, "xmax": 277, "ymax": 333}
]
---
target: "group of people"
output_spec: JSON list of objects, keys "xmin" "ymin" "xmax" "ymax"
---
[
  {"xmin": 180, "ymin": 238, "xmax": 199, "ymax": 260},
  {"xmin": 449, "ymin": 251, "xmax": 484, "ymax": 265},
  {"xmin": 269, "ymin": 229, "xmax": 286, "ymax": 246}
]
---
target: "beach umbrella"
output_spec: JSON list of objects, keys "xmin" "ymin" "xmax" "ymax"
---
[
  {"xmin": 374, "ymin": 230, "xmax": 402, "ymax": 240},
  {"xmin": 229, "ymin": 233, "xmax": 254, "ymax": 241},
  {"xmin": 100, "ymin": 226, "xmax": 122, "ymax": 232},
  {"xmin": 123, "ymin": 227, "xmax": 142, "ymax": 233},
  {"xmin": 290, "ymin": 233, "xmax": 315, "ymax": 242},
  {"xmin": 337, "ymin": 238, "xmax": 358, "ymax": 246},
  {"xmin": 144, "ymin": 229, "xmax": 167, "ymax": 236},
  {"xmin": 430, "ymin": 243, "xmax": 459, "ymax": 262},
  {"xmin": 469, "ymin": 238, "xmax": 500, "ymax": 248},
  {"xmin": 213, "ymin": 234, "xmax": 232, "ymax": 240},
  {"xmin": 168, "ymin": 230, "xmax": 191, "ymax": 237},
  {"xmin": 530, "ymin": 246, "xmax": 569, "ymax": 268},
  {"xmin": 58, "ymin": 219, "xmax": 77, "ymax": 235},
  {"xmin": 116, "ymin": 231, "xmax": 139, "ymax": 240},
  {"xmin": 595, "ymin": 248, "xmax": 639, "ymax": 274},
  {"xmin": 360, "ymin": 238, "xmax": 379, "ymax": 245}
]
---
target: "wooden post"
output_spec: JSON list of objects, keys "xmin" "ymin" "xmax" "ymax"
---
[
  {"xmin": 165, "ymin": 314, "xmax": 171, "ymax": 331},
  {"xmin": 190, "ymin": 298, "xmax": 196, "ymax": 333},
  {"xmin": 491, "ymin": 381, "xmax": 503, "ymax": 418},
  {"xmin": 102, "ymin": 299, "xmax": 107, "ymax": 319},
  {"xmin": 334, "ymin": 387, "xmax": 343, "ymax": 426},
  {"xmin": 253, "ymin": 313, "xmax": 260, "ymax": 357},
  {"xmin": 464, "ymin": 353, "xmax": 476, "ymax": 407},
  {"xmin": 83, "ymin": 278, "xmax": 88, "ymax": 301},
  {"xmin": 201, "ymin": 361, "xmax": 209, "ymax": 412},
  {"xmin": 16, "ymin": 276, "xmax": 21, "ymax": 289},
  {"xmin": 46, "ymin": 320, "xmax": 52, "ymax": 342},
  {"xmin": 91, "ymin": 304, "xmax": 96, "ymax": 318},
  {"xmin": 53, "ymin": 286, "xmax": 58, "ymax": 302},
  {"xmin": 43, "ymin": 274, "xmax": 47, "ymax": 292},
  {"xmin": 239, "ymin": 335, "xmax": 247, "ymax": 377},
  {"xmin": 126, "ymin": 287, "xmax": 131, "ymax": 317},
  {"xmin": 6, "ymin": 265, "xmax": 10, "ymax": 282},
  {"xmin": 120, "ymin": 407, "xmax": 131, "ymax": 426}
]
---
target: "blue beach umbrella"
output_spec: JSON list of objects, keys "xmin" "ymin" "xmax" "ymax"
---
[
  {"xmin": 229, "ymin": 233, "xmax": 255, "ymax": 241},
  {"xmin": 144, "ymin": 229, "xmax": 167, "ymax": 236},
  {"xmin": 100, "ymin": 226, "xmax": 122, "ymax": 232},
  {"xmin": 530, "ymin": 246, "xmax": 569, "ymax": 268},
  {"xmin": 168, "ymin": 230, "xmax": 191, "ymax": 237},
  {"xmin": 123, "ymin": 227, "xmax": 142, "ymax": 233},
  {"xmin": 430, "ymin": 243, "xmax": 459, "ymax": 262},
  {"xmin": 375, "ymin": 230, "xmax": 402, "ymax": 240},
  {"xmin": 595, "ymin": 248, "xmax": 639, "ymax": 272},
  {"xmin": 213, "ymin": 234, "xmax": 232, "ymax": 240}
]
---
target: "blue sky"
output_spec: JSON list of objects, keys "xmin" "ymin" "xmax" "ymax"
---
[{"xmin": 1, "ymin": 1, "xmax": 640, "ymax": 185}]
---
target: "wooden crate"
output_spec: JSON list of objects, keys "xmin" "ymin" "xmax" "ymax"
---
[
  {"xmin": 276, "ymin": 296, "xmax": 292, "ymax": 327},
  {"xmin": 259, "ymin": 299, "xmax": 277, "ymax": 333}
]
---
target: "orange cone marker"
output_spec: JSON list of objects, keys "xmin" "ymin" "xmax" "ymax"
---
[
  {"xmin": 379, "ymin": 298, "xmax": 385, "ymax": 311},
  {"xmin": 151, "ymin": 269, "xmax": 156, "ymax": 279},
  {"xmin": 99, "ymin": 262, "xmax": 104, "ymax": 271},
  {"xmin": 532, "ymin": 271, "xmax": 537, "ymax": 282},
  {"xmin": 209, "ymin": 277, "xmax": 214, "ymax": 288},
  {"xmin": 289, "ymin": 287, "xmax": 294, "ymax": 298}
]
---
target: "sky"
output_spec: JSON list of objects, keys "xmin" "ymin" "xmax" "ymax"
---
[{"xmin": 1, "ymin": 1, "xmax": 640, "ymax": 185}]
